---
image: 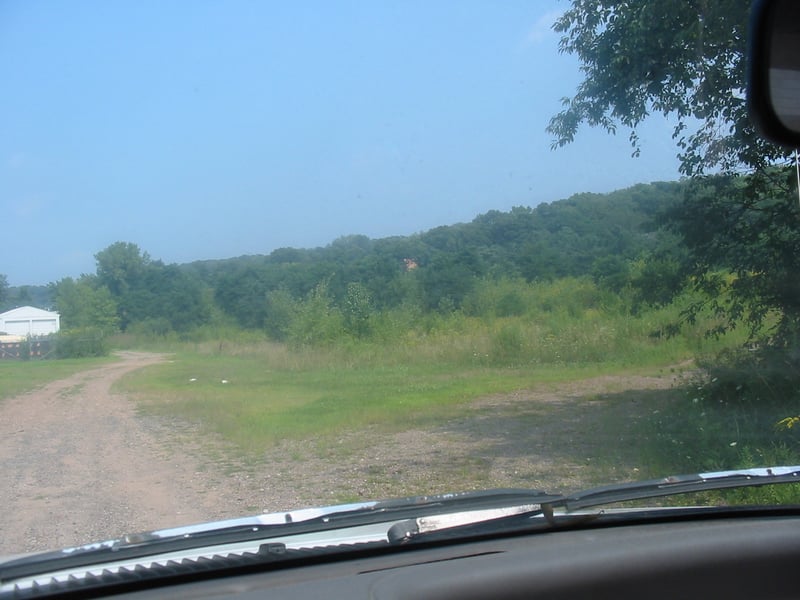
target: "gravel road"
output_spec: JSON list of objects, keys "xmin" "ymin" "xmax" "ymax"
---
[{"xmin": 0, "ymin": 352, "xmax": 238, "ymax": 555}]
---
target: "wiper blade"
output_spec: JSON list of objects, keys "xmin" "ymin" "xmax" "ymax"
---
[
  {"xmin": 387, "ymin": 504, "xmax": 543, "ymax": 544},
  {"xmin": 0, "ymin": 489, "xmax": 561, "ymax": 582},
  {"xmin": 8, "ymin": 467, "xmax": 795, "ymax": 582},
  {"xmin": 560, "ymin": 465, "xmax": 800, "ymax": 511},
  {"xmin": 386, "ymin": 466, "xmax": 800, "ymax": 545}
]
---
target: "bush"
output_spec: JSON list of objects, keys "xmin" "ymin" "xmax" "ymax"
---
[
  {"xmin": 640, "ymin": 345, "xmax": 800, "ymax": 482},
  {"xmin": 490, "ymin": 324, "xmax": 526, "ymax": 365},
  {"xmin": 696, "ymin": 346, "xmax": 800, "ymax": 407},
  {"xmin": 496, "ymin": 291, "xmax": 527, "ymax": 318},
  {"xmin": 287, "ymin": 282, "xmax": 344, "ymax": 347},
  {"xmin": 126, "ymin": 318, "xmax": 172, "ymax": 337},
  {"xmin": 55, "ymin": 329, "xmax": 110, "ymax": 358},
  {"xmin": 18, "ymin": 338, "xmax": 31, "ymax": 361},
  {"xmin": 264, "ymin": 289, "xmax": 298, "ymax": 341}
]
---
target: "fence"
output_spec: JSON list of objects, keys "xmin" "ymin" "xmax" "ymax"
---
[{"xmin": 0, "ymin": 338, "xmax": 54, "ymax": 360}]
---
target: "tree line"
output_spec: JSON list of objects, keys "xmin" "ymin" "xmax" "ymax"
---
[{"xmin": 28, "ymin": 180, "xmax": 685, "ymax": 343}]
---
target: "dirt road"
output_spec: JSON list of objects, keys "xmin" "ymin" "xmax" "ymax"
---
[
  {"xmin": 0, "ymin": 352, "xmax": 238, "ymax": 555},
  {"xmin": 0, "ymin": 352, "xmax": 684, "ymax": 556}
]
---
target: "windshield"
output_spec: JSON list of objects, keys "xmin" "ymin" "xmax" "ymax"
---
[{"xmin": 1, "ymin": 0, "xmax": 799, "ymax": 556}]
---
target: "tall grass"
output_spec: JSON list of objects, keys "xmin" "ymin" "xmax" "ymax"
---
[
  {"xmin": 114, "ymin": 276, "xmax": 744, "ymax": 369},
  {"xmin": 115, "ymin": 277, "xmax": 748, "ymax": 463}
]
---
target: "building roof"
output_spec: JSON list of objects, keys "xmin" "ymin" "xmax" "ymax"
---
[{"xmin": 0, "ymin": 306, "xmax": 59, "ymax": 319}]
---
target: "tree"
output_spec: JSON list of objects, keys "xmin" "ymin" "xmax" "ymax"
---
[
  {"xmin": 342, "ymin": 282, "xmax": 373, "ymax": 338},
  {"xmin": 665, "ymin": 171, "xmax": 800, "ymax": 346},
  {"xmin": 547, "ymin": 1, "xmax": 791, "ymax": 176},
  {"xmin": 14, "ymin": 286, "xmax": 33, "ymax": 306},
  {"xmin": 94, "ymin": 242, "xmax": 212, "ymax": 332},
  {"xmin": 418, "ymin": 249, "xmax": 483, "ymax": 311},
  {"xmin": 51, "ymin": 276, "xmax": 120, "ymax": 332},
  {"xmin": 0, "ymin": 274, "xmax": 8, "ymax": 309},
  {"xmin": 591, "ymin": 255, "xmax": 629, "ymax": 292},
  {"xmin": 95, "ymin": 242, "xmax": 151, "ymax": 297},
  {"xmin": 549, "ymin": 1, "xmax": 800, "ymax": 347},
  {"xmin": 143, "ymin": 263, "xmax": 212, "ymax": 332}
]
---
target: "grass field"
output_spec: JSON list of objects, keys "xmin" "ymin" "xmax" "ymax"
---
[
  {"xmin": 112, "ymin": 345, "xmax": 695, "ymax": 501},
  {"xmin": 113, "ymin": 295, "xmax": 743, "ymax": 455},
  {"xmin": 118, "ymin": 350, "xmax": 680, "ymax": 455},
  {"xmin": 0, "ymin": 356, "xmax": 114, "ymax": 402},
  {"xmin": 114, "ymin": 326, "xmax": 800, "ymax": 504}
]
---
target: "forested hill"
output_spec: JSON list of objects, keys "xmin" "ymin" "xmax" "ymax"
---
[
  {"xmin": 182, "ymin": 180, "xmax": 683, "ymax": 329},
  {"xmin": 26, "ymin": 180, "xmax": 683, "ymax": 335}
]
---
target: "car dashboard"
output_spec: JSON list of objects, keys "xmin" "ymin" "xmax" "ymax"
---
[{"xmin": 5, "ymin": 509, "xmax": 796, "ymax": 600}]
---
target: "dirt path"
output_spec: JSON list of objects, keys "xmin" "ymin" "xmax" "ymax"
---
[
  {"xmin": 0, "ymin": 354, "xmax": 686, "ymax": 556},
  {"xmin": 0, "ymin": 352, "xmax": 237, "ymax": 555}
]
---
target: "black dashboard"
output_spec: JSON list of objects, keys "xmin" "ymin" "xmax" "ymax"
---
[{"xmin": 108, "ymin": 512, "xmax": 799, "ymax": 600}]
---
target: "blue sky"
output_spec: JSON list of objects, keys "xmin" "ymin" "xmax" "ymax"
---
[{"xmin": 0, "ymin": 1, "xmax": 682, "ymax": 286}]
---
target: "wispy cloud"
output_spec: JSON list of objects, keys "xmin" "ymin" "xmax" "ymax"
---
[{"xmin": 523, "ymin": 9, "xmax": 563, "ymax": 47}]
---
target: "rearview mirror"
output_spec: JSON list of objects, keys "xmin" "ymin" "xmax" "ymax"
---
[{"xmin": 748, "ymin": 0, "xmax": 800, "ymax": 146}]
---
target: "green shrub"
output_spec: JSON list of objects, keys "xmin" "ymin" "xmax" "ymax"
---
[
  {"xmin": 126, "ymin": 318, "xmax": 172, "ymax": 337},
  {"xmin": 55, "ymin": 329, "xmax": 110, "ymax": 358},
  {"xmin": 496, "ymin": 291, "xmax": 527, "ymax": 318},
  {"xmin": 287, "ymin": 282, "xmax": 345, "ymax": 347},
  {"xmin": 490, "ymin": 324, "xmax": 526, "ymax": 365},
  {"xmin": 640, "ymin": 345, "xmax": 800, "ymax": 483},
  {"xmin": 264, "ymin": 289, "xmax": 298, "ymax": 341},
  {"xmin": 18, "ymin": 338, "xmax": 31, "ymax": 361}
]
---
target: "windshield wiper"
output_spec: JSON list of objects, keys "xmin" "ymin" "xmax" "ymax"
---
[
  {"xmin": 560, "ymin": 465, "xmax": 800, "ymax": 511},
  {"xmin": 387, "ymin": 504, "xmax": 544, "ymax": 544},
  {"xmin": 384, "ymin": 465, "xmax": 800, "ymax": 545},
  {"xmin": 5, "ymin": 467, "xmax": 799, "ymax": 580},
  {"xmin": 0, "ymin": 489, "xmax": 561, "ymax": 582}
]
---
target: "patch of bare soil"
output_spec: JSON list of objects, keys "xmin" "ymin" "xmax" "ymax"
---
[{"xmin": 0, "ymin": 355, "xmax": 687, "ymax": 556}]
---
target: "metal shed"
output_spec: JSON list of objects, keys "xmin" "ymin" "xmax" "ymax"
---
[{"xmin": 0, "ymin": 306, "xmax": 60, "ymax": 336}]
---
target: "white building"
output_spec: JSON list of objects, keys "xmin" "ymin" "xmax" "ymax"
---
[{"xmin": 0, "ymin": 306, "xmax": 60, "ymax": 336}]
